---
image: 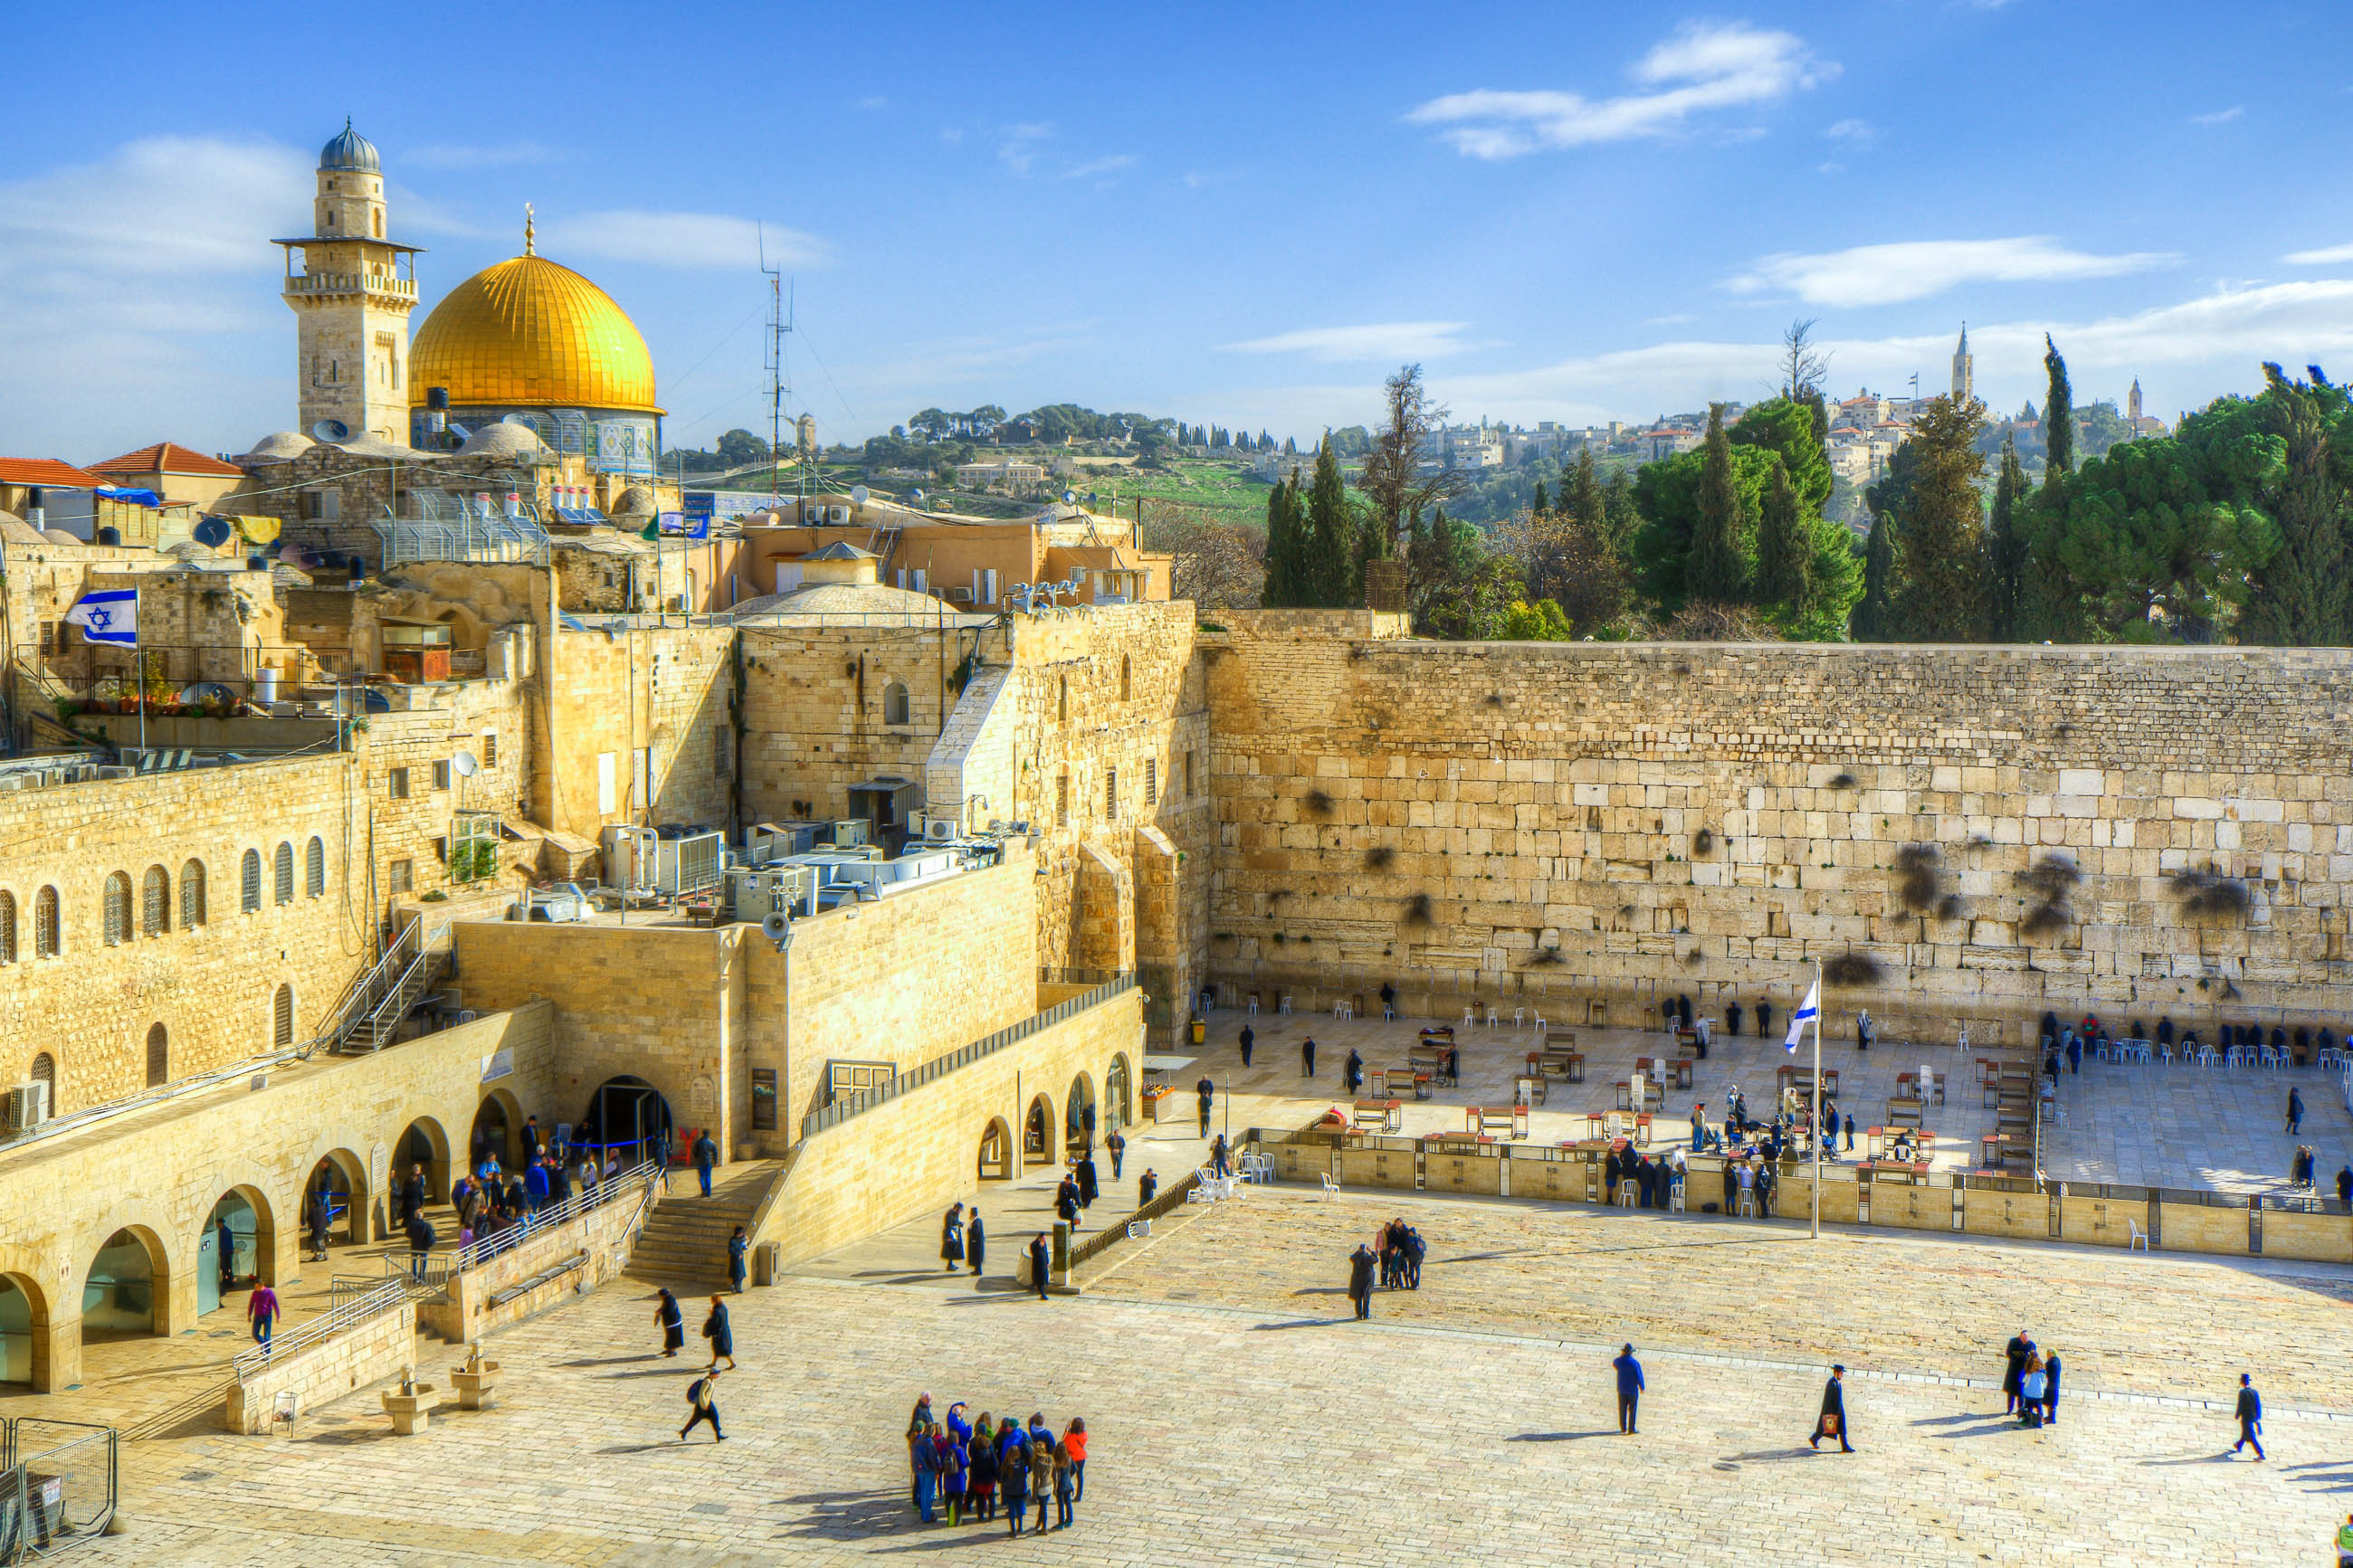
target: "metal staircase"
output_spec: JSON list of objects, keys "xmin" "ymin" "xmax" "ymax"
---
[{"xmin": 325, "ymin": 920, "xmax": 454, "ymax": 1055}]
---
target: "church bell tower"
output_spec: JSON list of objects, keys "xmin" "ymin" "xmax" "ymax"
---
[
  {"xmin": 276, "ymin": 120, "xmax": 423, "ymax": 444},
  {"xmin": 1950, "ymin": 324, "xmax": 1974, "ymax": 405}
]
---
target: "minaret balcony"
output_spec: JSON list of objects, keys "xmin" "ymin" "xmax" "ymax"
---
[{"xmin": 283, "ymin": 271, "xmax": 417, "ymax": 301}]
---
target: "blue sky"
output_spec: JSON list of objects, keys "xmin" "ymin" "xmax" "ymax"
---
[{"xmin": 5, "ymin": 0, "xmax": 2352, "ymax": 461}]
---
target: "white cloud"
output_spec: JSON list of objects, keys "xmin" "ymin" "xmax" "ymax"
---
[
  {"xmin": 1216, "ymin": 322, "xmax": 1479, "ymax": 363},
  {"xmin": 536, "ymin": 211, "xmax": 829, "ymax": 271},
  {"xmin": 1729, "ymin": 236, "xmax": 2177, "ymax": 307},
  {"xmin": 2189, "ymin": 105, "xmax": 2245, "ymax": 127},
  {"xmin": 857, "ymin": 96, "xmax": 888, "ymax": 110},
  {"xmin": 1406, "ymin": 22, "xmax": 1834, "ymax": 158},
  {"xmin": 2285, "ymin": 242, "xmax": 2353, "ymax": 265},
  {"xmin": 1824, "ymin": 118, "xmax": 1877, "ymax": 142},
  {"xmin": 406, "ymin": 141, "xmax": 562, "ymax": 169},
  {"xmin": 1063, "ymin": 155, "xmax": 1138, "ymax": 180},
  {"xmin": 996, "ymin": 123, "xmax": 1052, "ymax": 175}
]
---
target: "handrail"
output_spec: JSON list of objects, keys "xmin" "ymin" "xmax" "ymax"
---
[
  {"xmin": 800, "ymin": 973, "xmax": 1138, "ymax": 1140},
  {"xmin": 445, "ymin": 1160, "xmax": 657, "ymax": 1274},
  {"xmin": 338, "ymin": 921, "xmax": 452, "ymax": 1052},
  {"xmin": 233, "ymin": 1278, "xmax": 405, "ymax": 1383}
]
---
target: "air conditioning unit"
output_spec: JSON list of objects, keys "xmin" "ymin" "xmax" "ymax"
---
[
  {"xmin": 95, "ymin": 766, "xmax": 136, "ymax": 780},
  {"xmin": 5, "ymin": 1081, "xmax": 51, "ymax": 1134},
  {"xmin": 829, "ymin": 505, "xmax": 852, "ymax": 524},
  {"xmin": 0, "ymin": 778, "xmax": 25, "ymax": 794},
  {"xmin": 917, "ymin": 812, "xmax": 960, "ymax": 844}
]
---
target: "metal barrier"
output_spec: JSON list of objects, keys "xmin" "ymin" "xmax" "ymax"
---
[
  {"xmin": 0, "ymin": 1419, "xmax": 117, "ymax": 1563},
  {"xmin": 801, "ymin": 974, "xmax": 1138, "ymax": 1139},
  {"xmin": 444, "ymin": 1161, "xmax": 658, "ymax": 1274}
]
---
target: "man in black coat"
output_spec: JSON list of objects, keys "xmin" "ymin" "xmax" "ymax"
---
[
  {"xmin": 1196, "ymin": 1076, "xmax": 1215, "ymax": 1136},
  {"xmin": 1345, "ymin": 1049, "xmax": 1365, "ymax": 1095},
  {"xmin": 2003, "ymin": 1332, "xmax": 2033, "ymax": 1413},
  {"xmin": 1811, "ymin": 1365, "xmax": 1854, "ymax": 1451},
  {"xmin": 1301, "ymin": 1037, "xmax": 1318, "ymax": 1079},
  {"xmin": 1347, "ymin": 1243, "xmax": 1377, "ymax": 1319},
  {"xmin": 1075, "ymin": 1153, "xmax": 1099, "ymax": 1208},
  {"xmin": 1727, "ymin": 1003, "xmax": 1743, "ymax": 1037},
  {"xmin": 2233, "ymin": 1373, "xmax": 2263, "ymax": 1459},
  {"xmin": 1028, "ymin": 1233, "xmax": 1052, "ymax": 1301},
  {"xmin": 967, "ymin": 1211, "xmax": 986, "ymax": 1277},
  {"xmin": 2042, "ymin": 1350, "xmax": 2062, "ymax": 1426},
  {"xmin": 1239, "ymin": 1023, "xmax": 1254, "ymax": 1066},
  {"xmin": 1138, "ymin": 1168, "xmax": 1159, "ymax": 1206},
  {"xmin": 399, "ymin": 1163, "xmax": 426, "ymax": 1225},
  {"xmin": 1756, "ymin": 1001, "xmax": 1772, "ymax": 1039}
]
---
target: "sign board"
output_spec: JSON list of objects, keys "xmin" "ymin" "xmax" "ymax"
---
[
  {"xmin": 480, "ymin": 1047, "xmax": 514, "ymax": 1083},
  {"xmin": 682, "ymin": 491, "xmax": 715, "ymax": 518},
  {"xmin": 658, "ymin": 510, "xmax": 710, "ymax": 540}
]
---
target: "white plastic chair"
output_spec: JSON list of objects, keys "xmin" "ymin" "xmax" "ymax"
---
[
  {"xmin": 1278, "ymin": 994, "xmax": 1292, "ymax": 1016},
  {"xmin": 1485, "ymin": 1005, "xmax": 1499, "ymax": 1027},
  {"xmin": 1616, "ymin": 1182, "xmax": 1637, "ymax": 1208},
  {"xmin": 1463, "ymin": 1005, "xmax": 1476, "ymax": 1029},
  {"xmin": 1737, "ymin": 1189, "xmax": 1758, "ymax": 1217},
  {"xmin": 2128, "ymin": 1218, "xmax": 2149, "ymax": 1251},
  {"xmin": 1319, "ymin": 1172, "xmax": 1340, "ymax": 1201},
  {"xmin": 1513, "ymin": 1007, "xmax": 1526, "ymax": 1028},
  {"xmin": 1533, "ymin": 1011, "xmax": 1547, "ymax": 1032},
  {"xmin": 1246, "ymin": 995, "xmax": 1259, "ymax": 1016}
]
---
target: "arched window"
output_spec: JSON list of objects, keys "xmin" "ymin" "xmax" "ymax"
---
[
  {"xmin": 882, "ymin": 681, "xmax": 910, "ymax": 725},
  {"xmin": 1058, "ymin": 676, "xmax": 1068, "ymax": 723},
  {"xmin": 180, "ymin": 860, "xmax": 206, "ymax": 927},
  {"xmin": 0, "ymin": 891, "xmax": 14, "ymax": 964},
  {"xmin": 102, "ymin": 872, "xmax": 131, "ymax": 946},
  {"xmin": 272, "ymin": 984, "xmax": 294, "ymax": 1048},
  {"xmin": 241, "ymin": 851, "xmax": 262, "ymax": 913},
  {"xmin": 305, "ymin": 836, "xmax": 326, "ymax": 898},
  {"xmin": 273, "ymin": 842, "xmax": 294, "ymax": 906},
  {"xmin": 141, "ymin": 866, "xmax": 169, "ymax": 937},
  {"xmin": 145, "ymin": 1023, "xmax": 167, "ymax": 1088},
  {"xmin": 1120, "ymin": 654, "xmax": 1131, "ymax": 701},
  {"xmin": 33, "ymin": 887, "xmax": 59, "ymax": 957},
  {"xmin": 28, "ymin": 1052, "xmax": 55, "ymax": 1107}
]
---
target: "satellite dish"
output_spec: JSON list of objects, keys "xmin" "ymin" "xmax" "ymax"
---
[
  {"xmin": 277, "ymin": 543, "xmax": 318, "ymax": 567},
  {"xmin": 193, "ymin": 516, "xmax": 233, "ymax": 547},
  {"xmin": 310, "ymin": 418, "xmax": 349, "ymax": 442},
  {"xmin": 850, "ymin": 485, "xmax": 869, "ymax": 505},
  {"xmin": 452, "ymin": 750, "xmax": 481, "ymax": 777},
  {"xmin": 761, "ymin": 911, "xmax": 792, "ymax": 943},
  {"xmin": 1062, "ymin": 489, "xmax": 1077, "ymax": 505},
  {"xmin": 910, "ymin": 488, "xmax": 925, "ymax": 501}
]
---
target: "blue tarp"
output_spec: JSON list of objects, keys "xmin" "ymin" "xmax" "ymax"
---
[{"xmin": 95, "ymin": 486, "xmax": 161, "ymax": 507}]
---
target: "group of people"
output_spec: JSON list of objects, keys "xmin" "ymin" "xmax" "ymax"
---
[
  {"xmin": 1343, "ymin": 1220, "xmax": 1428, "ymax": 1315},
  {"xmin": 2001, "ymin": 1331, "xmax": 2062, "ymax": 1428},
  {"xmin": 657, "ymin": 1287, "xmax": 738, "ymax": 1441},
  {"xmin": 1603, "ymin": 1144, "xmax": 1686, "ymax": 1209},
  {"xmin": 905, "ymin": 1395, "xmax": 1089, "ymax": 1533},
  {"xmin": 2042, "ymin": 1009, "xmax": 2340, "ymax": 1073}
]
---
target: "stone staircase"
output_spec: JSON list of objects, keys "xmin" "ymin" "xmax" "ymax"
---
[{"xmin": 624, "ymin": 1162, "xmax": 783, "ymax": 1290}]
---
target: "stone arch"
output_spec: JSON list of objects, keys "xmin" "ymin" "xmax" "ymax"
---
[
  {"xmin": 1106, "ymin": 1051, "xmax": 1134, "ymax": 1130},
  {"xmin": 1063, "ymin": 1071, "xmax": 1098, "ymax": 1154},
  {"xmin": 145, "ymin": 1022, "xmax": 168, "ymax": 1088},
  {"xmin": 272, "ymin": 982, "xmax": 295, "ymax": 1047},
  {"xmin": 140, "ymin": 864, "xmax": 169, "ymax": 937},
  {"xmin": 101, "ymin": 870, "xmax": 130, "ymax": 946},
  {"xmin": 304, "ymin": 1145, "xmax": 369, "ymax": 1249},
  {"xmin": 976, "ymin": 1116, "xmax": 1014, "ymax": 1182},
  {"xmin": 470, "ymin": 1086, "xmax": 524, "ymax": 1171},
  {"xmin": 198, "ymin": 1182, "xmax": 279, "ymax": 1314},
  {"xmin": 392, "ymin": 1115, "xmax": 452, "ymax": 1213},
  {"xmin": 28, "ymin": 1050, "xmax": 55, "ymax": 1115},
  {"xmin": 272, "ymin": 841, "xmax": 295, "ymax": 905},
  {"xmin": 579, "ymin": 1076, "xmax": 673, "ymax": 1166},
  {"xmin": 882, "ymin": 679, "xmax": 910, "ymax": 726},
  {"xmin": 77, "ymin": 1220, "xmax": 174, "ymax": 1340},
  {"xmin": 1024, "ymin": 1091, "xmax": 1057, "ymax": 1165},
  {"xmin": 0, "ymin": 1264, "xmax": 50, "ymax": 1388},
  {"xmin": 180, "ymin": 858, "xmax": 206, "ymax": 927}
]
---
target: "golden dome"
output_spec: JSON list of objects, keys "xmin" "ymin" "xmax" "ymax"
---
[{"xmin": 410, "ymin": 253, "xmax": 661, "ymax": 413}]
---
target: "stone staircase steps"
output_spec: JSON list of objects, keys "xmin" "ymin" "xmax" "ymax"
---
[{"xmin": 624, "ymin": 1162, "xmax": 782, "ymax": 1289}]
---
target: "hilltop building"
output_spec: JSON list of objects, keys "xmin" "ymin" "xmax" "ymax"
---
[{"xmin": 1951, "ymin": 324, "xmax": 1973, "ymax": 404}]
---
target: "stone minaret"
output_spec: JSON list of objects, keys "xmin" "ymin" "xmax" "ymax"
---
[
  {"xmin": 1950, "ymin": 323, "xmax": 1973, "ymax": 404},
  {"xmin": 278, "ymin": 120, "xmax": 421, "ymax": 444}
]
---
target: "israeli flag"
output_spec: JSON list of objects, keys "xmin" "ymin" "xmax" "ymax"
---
[
  {"xmin": 64, "ymin": 588, "xmax": 138, "ymax": 645},
  {"xmin": 1784, "ymin": 979, "xmax": 1820, "ymax": 1053}
]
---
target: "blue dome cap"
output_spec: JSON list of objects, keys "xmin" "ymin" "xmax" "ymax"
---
[{"xmin": 319, "ymin": 118, "xmax": 380, "ymax": 173}]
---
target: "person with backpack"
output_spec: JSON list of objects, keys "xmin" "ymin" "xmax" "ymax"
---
[
  {"xmin": 1027, "ymin": 1419, "xmax": 1056, "ymax": 1535},
  {"xmin": 910, "ymin": 1420, "xmax": 943, "ymax": 1522},
  {"xmin": 679, "ymin": 1368, "xmax": 724, "ymax": 1442},
  {"xmin": 966, "ymin": 1411, "xmax": 1000, "ymax": 1522},
  {"xmin": 1000, "ymin": 1421, "xmax": 1032, "ymax": 1537}
]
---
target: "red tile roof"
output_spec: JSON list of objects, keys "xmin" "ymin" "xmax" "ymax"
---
[
  {"xmin": 90, "ymin": 442, "xmax": 246, "ymax": 480},
  {"xmin": 0, "ymin": 458, "xmax": 105, "ymax": 489}
]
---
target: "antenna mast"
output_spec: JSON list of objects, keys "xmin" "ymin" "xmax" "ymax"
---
[{"xmin": 759, "ymin": 227, "xmax": 812, "ymax": 513}]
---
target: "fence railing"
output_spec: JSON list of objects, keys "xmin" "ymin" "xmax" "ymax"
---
[
  {"xmin": 231, "ymin": 1279, "xmax": 405, "ymax": 1384},
  {"xmin": 800, "ymin": 974, "xmax": 1138, "ymax": 1140},
  {"xmin": 0, "ymin": 1419, "xmax": 117, "ymax": 1563},
  {"xmin": 445, "ymin": 1161, "xmax": 658, "ymax": 1274}
]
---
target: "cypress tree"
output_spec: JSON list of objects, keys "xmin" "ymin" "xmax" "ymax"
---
[
  {"xmin": 1687, "ymin": 403, "xmax": 1748, "ymax": 603},
  {"xmin": 2042, "ymin": 334, "xmax": 2075, "ymax": 485},
  {"xmin": 1853, "ymin": 512, "xmax": 1894, "ymax": 640},
  {"xmin": 1986, "ymin": 433, "xmax": 2030, "ymax": 641},
  {"xmin": 1888, "ymin": 395, "xmax": 1989, "ymax": 641},
  {"xmin": 1567, "ymin": 449, "xmax": 1605, "ymax": 534},
  {"xmin": 1754, "ymin": 456, "xmax": 1810, "ymax": 613},
  {"xmin": 1599, "ymin": 462, "xmax": 1636, "ymax": 553},
  {"xmin": 1304, "ymin": 438, "xmax": 1354, "ymax": 607},
  {"xmin": 1530, "ymin": 479, "xmax": 1550, "ymax": 518},
  {"xmin": 1261, "ymin": 475, "xmax": 1302, "ymax": 606},
  {"xmin": 2240, "ymin": 364, "xmax": 2350, "ymax": 645}
]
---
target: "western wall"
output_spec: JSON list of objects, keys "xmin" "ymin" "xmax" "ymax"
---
[{"xmin": 1201, "ymin": 612, "xmax": 2353, "ymax": 1041}]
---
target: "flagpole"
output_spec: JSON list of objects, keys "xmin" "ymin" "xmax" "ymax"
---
[
  {"xmin": 135, "ymin": 598, "xmax": 146, "ymax": 755},
  {"xmin": 1811, "ymin": 956, "xmax": 1823, "ymax": 1240}
]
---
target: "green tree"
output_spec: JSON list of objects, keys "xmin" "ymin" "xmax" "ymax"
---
[
  {"xmin": 1688, "ymin": 404, "xmax": 1748, "ymax": 603},
  {"xmin": 1986, "ymin": 434, "xmax": 2031, "ymax": 640},
  {"xmin": 1303, "ymin": 439, "xmax": 1356, "ymax": 607},
  {"xmin": 1888, "ymin": 396, "xmax": 1989, "ymax": 641},
  {"xmin": 1530, "ymin": 480, "xmax": 1550, "ymax": 518},
  {"xmin": 1600, "ymin": 467, "xmax": 1640, "ymax": 554},
  {"xmin": 2238, "ymin": 364, "xmax": 2348, "ymax": 645},
  {"xmin": 1567, "ymin": 449, "xmax": 1606, "ymax": 535},
  {"xmin": 2043, "ymin": 335, "xmax": 2075, "ymax": 485},
  {"xmin": 1497, "ymin": 598, "xmax": 1575, "ymax": 640},
  {"xmin": 714, "ymin": 428, "xmax": 769, "ymax": 467},
  {"xmin": 1753, "ymin": 456, "xmax": 1811, "ymax": 614},
  {"xmin": 1407, "ymin": 508, "xmax": 1519, "ymax": 637},
  {"xmin": 2038, "ymin": 432, "xmax": 2281, "ymax": 640},
  {"xmin": 1260, "ymin": 474, "xmax": 1307, "ymax": 607},
  {"xmin": 1853, "ymin": 512, "xmax": 1894, "ymax": 640},
  {"xmin": 1731, "ymin": 397, "xmax": 1834, "ymax": 516}
]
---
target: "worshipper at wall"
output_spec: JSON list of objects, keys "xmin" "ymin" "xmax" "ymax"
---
[
  {"xmin": 941, "ymin": 1204, "xmax": 966, "ymax": 1272},
  {"xmin": 653, "ymin": 1287, "xmax": 685, "ymax": 1357},
  {"xmin": 2003, "ymin": 1332, "xmax": 2033, "ymax": 1413},
  {"xmin": 967, "ymin": 1211, "xmax": 986, "ymax": 1277},
  {"xmin": 1812, "ymin": 1365, "xmax": 1853, "ymax": 1451},
  {"xmin": 1348, "ymin": 1241, "xmax": 1377, "ymax": 1319},
  {"xmin": 1075, "ymin": 1148, "xmax": 1100, "ymax": 1207}
]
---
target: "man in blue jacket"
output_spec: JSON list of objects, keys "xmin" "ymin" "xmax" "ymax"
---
[{"xmin": 1613, "ymin": 1344, "xmax": 1644, "ymax": 1434}]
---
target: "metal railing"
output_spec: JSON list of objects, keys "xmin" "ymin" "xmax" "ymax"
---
[
  {"xmin": 446, "ymin": 1160, "xmax": 658, "ymax": 1274},
  {"xmin": 232, "ymin": 1279, "xmax": 405, "ymax": 1384},
  {"xmin": 332, "ymin": 921, "xmax": 452, "ymax": 1053},
  {"xmin": 800, "ymin": 974, "xmax": 1138, "ymax": 1140},
  {"xmin": 0, "ymin": 1419, "xmax": 117, "ymax": 1563},
  {"xmin": 374, "ymin": 505, "xmax": 549, "ymax": 568}
]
